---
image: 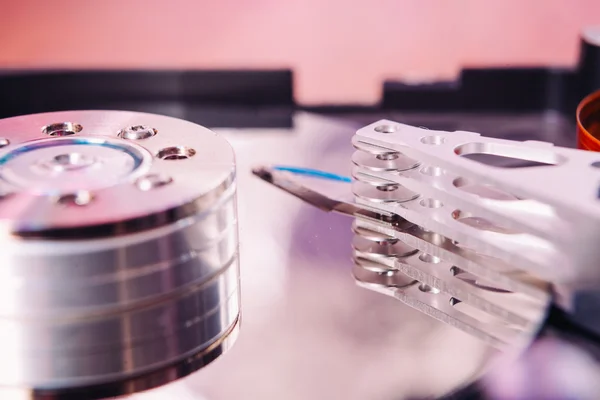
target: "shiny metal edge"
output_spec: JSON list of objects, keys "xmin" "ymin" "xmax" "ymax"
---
[
  {"xmin": 9, "ymin": 177, "xmax": 236, "ymax": 240},
  {"xmin": 0, "ymin": 110, "xmax": 237, "ymax": 239},
  {"xmin": 1, "ymin": 315, "xmax": 241, "ymax": 400}
]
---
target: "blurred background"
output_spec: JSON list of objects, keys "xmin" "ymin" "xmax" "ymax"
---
[{"xmin": 2, "ymin": 0, "xmax": 600, "ymax": 105}]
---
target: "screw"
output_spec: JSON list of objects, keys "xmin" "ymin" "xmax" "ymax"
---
[
  {"xmin": 118, "ymin": 125, "xmax": 157, "ymax": 140},
  {"xmin": 136, "ymin": 174, "xmax": 173, "ymax": 191}
]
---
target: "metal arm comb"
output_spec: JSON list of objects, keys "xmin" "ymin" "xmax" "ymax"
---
[{"xmin": 253, "ymin": 120, "xmax": 600, "ymax": 352}]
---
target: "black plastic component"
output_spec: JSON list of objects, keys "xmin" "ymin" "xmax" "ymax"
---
[
  {"xmin": 579, "ymin": 33, "xmax": 600, "ymax": 97},
  {"xmin": 381, "ymin": 34, "xmax": 600, "ymax": 116},
  {"xmin": 383, "ymin": 68, "xmax": 578, "ymax": 113},
  {"xmin": 0, "ymin": 70, "xmax": 294, "ymax": 128}
]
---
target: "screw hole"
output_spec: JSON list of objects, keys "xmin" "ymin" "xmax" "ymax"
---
[
  {"xmin": 42, "ymin": 122, "xmax": 82, "ymax": 137},
  {"xmin": 157, "ymin": 146, "xmax": 196, "ymax": 160},
  {"xmin": 420, "ymin": 198, "xmax": 443, "ymax": 208},
  {"xmin": 419, "ymin": 253, "xmax": 441, "ymax": 264},
  {"xmin": 418, "ymin": 283, "xmax": 440, "ymax": 294},
  {"xmin": 376, "ymin": 152, "xmax": 399, "ymax": 161},
  {"xmin": 56, "ymin": 191, "xmax": 93, "ymax": 206},
  {"xmin": 376, "ymin": 184, "xmax": 399, "ymax": 192},
  {"xmin": 592, "ymin": 161, "xmax": 600, "ymax": 168},
  {"xmin": 118, "ymin": 125, "xmax": 157, "ymax": 140},
  {"xmin": 43, "ymin": 152, "xmax": 97, "ymax": 172},
  {"xmin": 374, "ymin": 124, "xmax": 398, "ymax": 134},
  {"xmin": 449, "ymin": 297, "xmax": 461, "ymax": 306},
  {"xmin": 421, "ymin": 135, "xmax": 445, "ymax": 145},
  {"xmin": 54, "ymin": 153, "xmax": 92, "ymax": 166}
]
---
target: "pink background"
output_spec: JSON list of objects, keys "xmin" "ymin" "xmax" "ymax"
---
[{"xmin": 1, "ymin": 0, "xmax": 599, "ymax": 104}]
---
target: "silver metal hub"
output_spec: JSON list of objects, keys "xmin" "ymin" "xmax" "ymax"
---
[
  {"xmin": 4, "ymin": 137, "xmax": 151, "ymax": 194},
  {"xmin": 0, "ymin": 110, "xmax": 240, "ymax": 399}
]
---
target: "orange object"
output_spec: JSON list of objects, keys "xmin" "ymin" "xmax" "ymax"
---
[{"xmin": 577, "ymin": 89, "xmax": 600, "ymax": 151}]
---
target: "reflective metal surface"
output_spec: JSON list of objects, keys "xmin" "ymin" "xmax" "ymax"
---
[
  {"xmin": 0, "ymin": 111, "xmax": 240, "ymax": 399},
  {"xmin": 2, "ymin": 111, "xmax": 576, "ymax": 399},
  {"xmin": 0, "ymin": 111, "xmax": 236, "ymax": 237},
  {"xmin": 156, "ymin": 113, "xmax": 498, "ymax": 400}
]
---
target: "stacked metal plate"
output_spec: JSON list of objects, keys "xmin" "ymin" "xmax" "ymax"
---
[
  {"xmin": 254, "ymin": 118, "xmax": 600, "ymax": 357},
  {"xmin": 0, "ymin": 111, "xmax": 240, "ymax": 399},
  {"xmin": 349, "ymin": 120, "xmax": 600, "ymax": 352},
  {"xmin": 349, "ymin": 123, "xmax": 550, "ymax": 351}
]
